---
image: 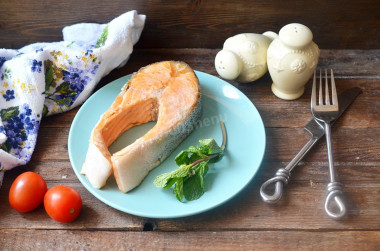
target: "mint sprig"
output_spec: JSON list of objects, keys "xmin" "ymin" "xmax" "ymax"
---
[{"xmin": 153, "ymin": 121, "xmax": 227, "ymax": 202}]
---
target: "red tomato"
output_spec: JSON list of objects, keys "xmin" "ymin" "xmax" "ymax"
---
[
  {"xmin": 9, "ymin": 171, "xmax": 47, "ymax": 213},
  {"xmin": 44, "ymin": 185, "xmax": 82, "ymax": 223}
]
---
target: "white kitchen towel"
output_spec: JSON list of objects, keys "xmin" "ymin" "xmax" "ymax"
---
[{"xmin": 0, "ymin": 11, "xmax": 146, "ymax": 186}]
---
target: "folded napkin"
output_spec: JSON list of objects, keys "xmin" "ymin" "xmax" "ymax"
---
[{"xmin": 0, "ymin": 11, "xmax": 146, "ymax": 186}]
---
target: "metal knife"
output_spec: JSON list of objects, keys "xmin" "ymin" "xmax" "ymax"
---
[{"xmin": 260, "ymin": 87, "xmax": 362, "ymax": 203}]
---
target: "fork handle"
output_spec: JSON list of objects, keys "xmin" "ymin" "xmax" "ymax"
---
[
  {"xmin": 324, "ymin": 122, "xmax": 347, "ymax": 219},
  {"xmin": 325, "ymin": 182, "xmax": 346, "ymax": 219},
  {"xmin": 325, "ymin": 122, "xmax": 337, "ymax": 182}
]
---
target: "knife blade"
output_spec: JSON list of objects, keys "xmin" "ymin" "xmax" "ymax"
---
[{"xmin": 260, "ymin": 87, "xmax": 362, "ymax": 203}]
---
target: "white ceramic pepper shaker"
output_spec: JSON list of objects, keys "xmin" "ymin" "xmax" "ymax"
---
[
  {"xmin": 215, "ymin": 32, "xmax": 277, "ymax": 83},
  {"xmin": 267, "ymin": 23, "xmax": 319, "ymax": 100}
]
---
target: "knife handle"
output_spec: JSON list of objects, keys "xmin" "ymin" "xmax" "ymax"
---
[
  {"xmin": 260, "ymin": 168, "xmax": 290, "ymax": 203},
  {"xmin": 260, "ymin": 136, "xmax": 319, "ymax": 203}
]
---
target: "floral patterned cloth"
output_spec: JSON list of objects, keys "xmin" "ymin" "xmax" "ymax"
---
[{"xmin": 0, "ymin": 11, "xmax": 146, "ymax": 186}]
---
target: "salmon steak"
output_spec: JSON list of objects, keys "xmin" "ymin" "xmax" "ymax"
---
[{"xmin": 81, "ymin": 61, "xmax": 201, "ymax": 193}]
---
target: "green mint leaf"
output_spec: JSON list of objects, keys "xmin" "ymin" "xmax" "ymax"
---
[
  {"xmin": 199, "ymin": 139, "xmax": 223, "ymax": 155},
  {"xmin": 197, "ymin": 161, "xmax": 209, "ymax": 178},
  {"xmin": 154, "ymin": 121, "xmax": 227, "ymax": 202},
  {"xmin": 174, "ymin": 178, "xmax": 184, "ymax": 202},
  {"xmin": 175, "ymin": 145, "xmax": 207, "ymax": 166},
  {"xmin": 209, "ymin": 152, "xmax": 224, "ymax": 163},
  {"xmin": 153, "ymin": 172, "xmax": 172, "ymax": 188},
  {"xmin": 172, "ymin": 164, "xmax": 193, "ymax": 178},
  {"xmin": 174, "ymin": 150, "xmax": 192, "ymax": 165},
  {"xmin": 183, "ymin": 171, "xmax": 205, "ymax": 201},
  {"xmin": 163, "ymin": 177, "xmax": 178, "ymax": 189},
  {"xmin": 153, "ymin": 164, "xmax": 192, "ymax": 188},
  {"xmin": 199, "ymin": 138, "xmax": 224, "ymax": 162}
]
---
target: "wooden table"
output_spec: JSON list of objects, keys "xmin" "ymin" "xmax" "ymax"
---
[
  {"xmin": 0, "ymin": 48, "xmax": 379, "ymax": 250},
  {"xmin": 1, "ymin": 1, "xmax": 380, "ymax": 249}
]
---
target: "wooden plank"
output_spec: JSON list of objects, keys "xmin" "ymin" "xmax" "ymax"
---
[
  {"xmin": 1, "ymin": 229, "xmax": 379, "ymax": 250},
  {"xmin": 1, "ymin": 179, "xmax": 379, "ymax": 230},
  {"xmin": 107, "ymin": 49, "xmax": 380, "ymax": 80},
  {"xmin": 318, "ymin": 50, "xmax": 380, "ymax": 78},
  {"xmin": 25, "ymin": 126, "xmax": 380, "ymax": 165},
  {"xmin": 153, "ymin": 181, "xmax": 380, "ymax": 231},
  {"xmin": 0, "ymin": 1, "xmax": 379, "ymax": 49},
  {"xmin": 236, "ymin": 78, "xmax": 379, "ymax": 129},
  {"xmin": 263, "ymin": 128, "xmax": 380, "ymax": 169}
]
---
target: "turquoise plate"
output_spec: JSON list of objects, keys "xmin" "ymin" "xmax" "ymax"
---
[{"xmin": 68, "ymin": 71, "xmax": 266, "ymax": 218}]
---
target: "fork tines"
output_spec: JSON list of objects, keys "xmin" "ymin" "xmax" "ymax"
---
[{"xmin": 312, "ymin": 69, "xmax": 339, "ymax": 110}]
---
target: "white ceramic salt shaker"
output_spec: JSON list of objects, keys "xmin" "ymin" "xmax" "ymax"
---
[
  {"xmin": 267, "ymin": 23, "xmax": 319, "ymax": 100},
  {"xmin": 215, "ymin": 32, "xmax": 277, "ymax": 83}
]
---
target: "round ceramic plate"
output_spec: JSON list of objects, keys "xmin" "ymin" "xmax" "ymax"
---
[{"xmin": 68, "ymin": 71, "xmax": 266, "ymax": 218}]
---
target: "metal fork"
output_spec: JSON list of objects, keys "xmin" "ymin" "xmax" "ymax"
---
[{"xmin": 311, "ymin": 69, "xmax": 346, "ymax": 219}]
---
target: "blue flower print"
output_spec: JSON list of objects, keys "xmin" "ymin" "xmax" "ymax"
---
[
  {"xmin": 23, "ymin": 103, "xmax": 32, "ymax": 116},
  {"xmin": 43, "ymin": 49, "xmax": 101, "ymax": 114},
  {"xmin": 62, "ymin": 69, "xmax": 82, "ymax": 85},
  {"xmin": 0, "ymin": 57, "xmax": 6, "ymax": 68},
  {"xmin": 0, "ymin": 104, "xmax": 39, "ymax": 162},
  {"xmin": 62, "ymin": 68, "xmax": 89, "ymax": 93},
  {"xmin": 3, "ymin": 90, "xmax": 15, "ymax": 101},
  {"xmin": 91, "ymin": 64, "xmax": 99, "ymax": 75},
  {"xmin": 44, "ymin": 67, "xmax": 90, "ymax": 109},
  {"xmin": 85, "ymin": 49, "xmax": 93, "ymax": 56},
  {"xmin": 5, "ymin": 116, "xmax": 27, "ymax": 149},
  {"xmin": 35, "ymin": 48, "xmax": 44, "ymax": 53},
  {"xmin": 31, "ymin": 59, "xmax": 42, "ymax": 73}
]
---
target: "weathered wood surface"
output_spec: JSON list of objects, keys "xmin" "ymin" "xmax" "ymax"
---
[
  {"xmin": 2, "ymin": 230, "xmax": 380, "ymax": 250},
  {"xmin": 1, "ymin": 0, "xmax": 380, "ymax": 49},
  {"xmin": 0, "ymin": 48, "xmax": 379, "ymax": 249}
]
